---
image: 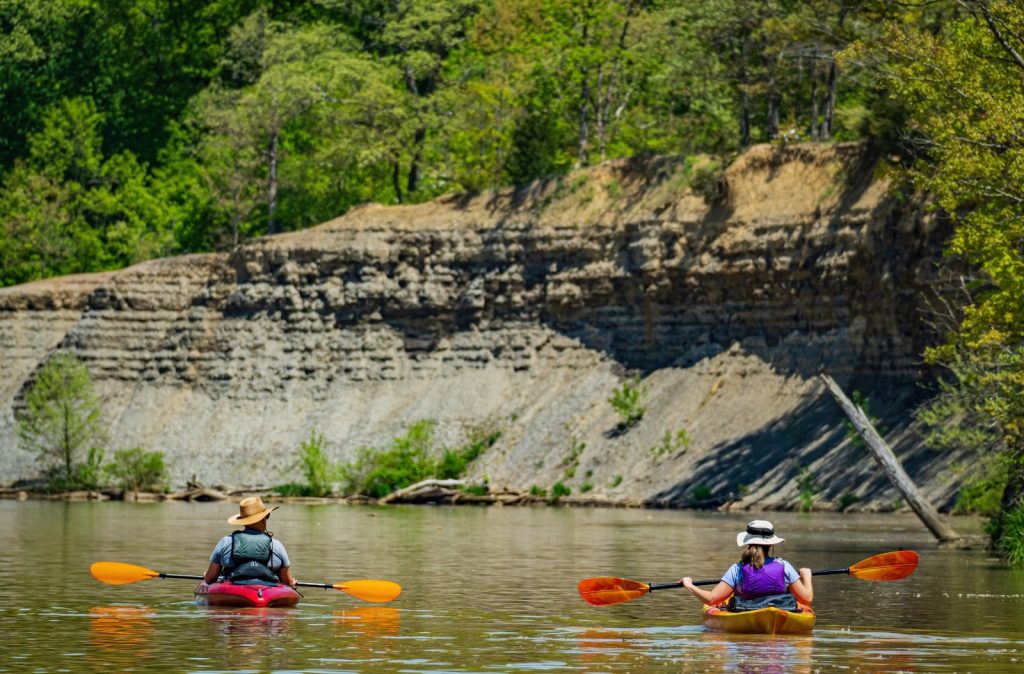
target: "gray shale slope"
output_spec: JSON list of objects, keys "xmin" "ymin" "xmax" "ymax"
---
[{"xmin": 0, "ymin": 143, "xmax": 963, "ymax": 510}]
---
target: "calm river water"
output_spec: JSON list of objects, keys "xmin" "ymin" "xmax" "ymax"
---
[{"xmin": 1, "ymin": 501, "xmax": 1021, "ymax": 673}]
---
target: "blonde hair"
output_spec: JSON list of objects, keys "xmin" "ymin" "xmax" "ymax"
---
[{"xmin": 740, "ymin": 544, "xmax": 773, "ymax": 569}]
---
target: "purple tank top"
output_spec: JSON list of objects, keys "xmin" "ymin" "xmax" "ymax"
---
[{"xmin": 736, "ymin": 560, "xmax": 787, "ymax": 599}]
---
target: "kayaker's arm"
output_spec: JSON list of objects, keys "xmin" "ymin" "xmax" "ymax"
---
[
  {"xmin": 682, "ymin": 577, "xmax": 733, "ymax": 605},
  {"xmin": 788, "ymin": 567, "xmax": 814, "ymax": 604},
  {"xmin": 204, "ymin": 562, "xmax": 222, "ymax": 584},
  {"xmin": 278, "ymin": 566, "xmax": 297, "ymax": 588}
]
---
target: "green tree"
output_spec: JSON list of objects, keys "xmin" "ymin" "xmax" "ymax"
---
[
  {"xmin": 0, "ymin": 97, "xmax": 171, "ymax": 286},
  {"xmin": 17, "ymin": 353, "xmax": 106, "ymax": 488},
  {"xmin": 186, "ymin": 15, "xmax": 409, "ymax": 245},
  {"xmin": 848, "ymin": 0, "xmax": 1024, "ymax": 559}
]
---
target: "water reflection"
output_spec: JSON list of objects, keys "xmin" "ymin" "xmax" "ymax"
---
[
  {"xmin": 575, "ymin": 628, "xmax": 652, "ymax": 670},
  {"xmin": 334, "ymin": 606, "xmax": 401, "ymax": 637},
  {"xmin": 202, "ymin": 607, "xmax": 297, "ymax": 644},
  {"xmin": 701, "ymin": 633, "xmax": 812, "ymax": 674},
  {"xmin": 88, "ymin": 605, "xmax": 154, "ymax": 669}
]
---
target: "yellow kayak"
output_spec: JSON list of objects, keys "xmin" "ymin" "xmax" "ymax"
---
[{"xmin": 702, "ymin": 602, "xmax": 815, "ymax": 635}]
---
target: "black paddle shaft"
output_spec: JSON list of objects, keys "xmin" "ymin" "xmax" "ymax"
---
[
  {"xmin": 157, "ymin": 572, "xmax": 333, "ymax": 590},
  {"xmin": 647, "ymin": 566, "xmax": 850, "ymax": 592}
]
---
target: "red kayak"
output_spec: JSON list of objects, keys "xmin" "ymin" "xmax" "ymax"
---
[{"xmin": 195, "ymin": 581, "xmax": 301, "ymax": 608}]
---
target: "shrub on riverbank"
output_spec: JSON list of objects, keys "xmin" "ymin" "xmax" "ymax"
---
[
  {"xmin": 609, "ymin": 376, "xmax": 647, "ymax": 431},
  {"xmin": 107, "ymin": 448, "xmax": 169, "ymax": 495},
  {"xmin": 335, "ymin": 419, "xmax": 502, "ymax": 498}
]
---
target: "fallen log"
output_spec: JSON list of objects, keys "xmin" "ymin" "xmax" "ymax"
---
[
  {"xmin": 820, "ymin": 373, "xmax": 960, "ymax": 544},
  {"xmin": 379, "ymin": 479, "xmax": 469, "ymax": 504}
]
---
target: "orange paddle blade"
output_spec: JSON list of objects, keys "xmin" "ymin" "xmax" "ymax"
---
[
  {"xmin": 91, "ymin": 561, "xmax": 161, "ymax": 585},
  {"xmin": 577, "ymin": 577, "xmax": 651, "ymax": 606},
  {"xmin": 333, "ymin": 579, "xmax": 402, "ymax": 603},
  {"xmin": 849, "ymin": 550, "xmax": 919, "ymax": 581}
]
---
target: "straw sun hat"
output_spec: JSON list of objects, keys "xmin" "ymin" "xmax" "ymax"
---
[
  {"xmin": 228, "ymin": 496, "xmax": 279, "ymax": 526},
  {"xmin": 736, "ymin": 519, "xmax": 785, "ymax": 547}
]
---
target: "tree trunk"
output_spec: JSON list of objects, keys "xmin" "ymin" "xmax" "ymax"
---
[
  {"xmin": 407, "ymin": 127, "xmax": 425, "ymax": 195},
  {"xmin": 576, "ymin": 17, "xmax": 591, "ymax": 168},
  {"xmin": 766, "ymin": 92, "xmax": 779, "ymax": 140},
  {"xmin": 740, "ymin": 91, "xmax": 751, "ymax": 147},
  {"xmin": 824, "ymin": 59, "xmax": 837, "ymax": 141},
  {"xmin": 63, "ymin": 400, "xmax": 72, "ymax": 482},
  {"xmin": 266, "ymin": 129, "xmax": 279, "ymax": 235},
  {"xmin": 820, "ymin": 374, "xmax": 960, "ymax": 543},
  {"xmin": 1000, "ymin": 445, "xmax": 1024, "ymax": 512},
  {"xmin": 810, "ymin": 74, "xmax": 820, "ymax": 141},
  {"xmin": 391, "ymin": 162, "xmax": 403, "ymax": 204}
]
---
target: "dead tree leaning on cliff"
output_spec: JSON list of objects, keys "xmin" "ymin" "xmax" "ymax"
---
[{"xmin": 820, "ymin": 373, "xmax": 960, "ymax": 544}]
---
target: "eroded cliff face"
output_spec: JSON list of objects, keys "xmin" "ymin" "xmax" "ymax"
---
[{"xmin": 0, "ymin": 143, "xmax": 960, "ymax": 510}]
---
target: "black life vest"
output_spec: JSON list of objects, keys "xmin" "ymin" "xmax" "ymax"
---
[{"xmin": 225, "ymin": 530, "xmax": 278, "ymax": 583}]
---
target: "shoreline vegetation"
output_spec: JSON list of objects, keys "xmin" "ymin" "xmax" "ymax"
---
[{"xmin": 0, "ymin": 478, "xmax": 933, "ymax": 515}]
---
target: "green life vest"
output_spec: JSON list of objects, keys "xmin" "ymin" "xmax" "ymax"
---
[{"xmin": 227, "ymin": 530, "xmax": 277, "ymax": 583}]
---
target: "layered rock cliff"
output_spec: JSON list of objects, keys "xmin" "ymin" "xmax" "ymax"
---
[{"xmin": 0, "ymin": 143, "xmax": 962, "ymax": 510}]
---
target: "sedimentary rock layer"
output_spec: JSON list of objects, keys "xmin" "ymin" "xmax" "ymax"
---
[{"xmin": 0, "ymin": 144, "xmax": 960, "ymax": 510}]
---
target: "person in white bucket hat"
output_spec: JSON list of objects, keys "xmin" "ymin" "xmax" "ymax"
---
[{"xmin": 680, "ymin": 520, "xmax": 813, "ymax": 608}]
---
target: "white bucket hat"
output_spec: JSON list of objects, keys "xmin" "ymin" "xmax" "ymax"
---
[{"xmin": 736, "ymin": 519, "xmax": 785, "ymax": 547}]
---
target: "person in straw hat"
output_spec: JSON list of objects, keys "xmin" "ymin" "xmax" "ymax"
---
[
  {"xmin": 679, "ymin": 520, "xmax": 813, "ymax": 608},
  {"xmin": 203, "ymin": 496, "xmax": 297, "ymax": 587}
]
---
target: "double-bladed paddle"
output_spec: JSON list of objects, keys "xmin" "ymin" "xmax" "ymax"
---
[
  {"xmin": 577, "ymin": 550, "xmax": 919, "ymax": 607},
  {"xmin": 90, "ymin": 561, "xmax": 402, "ymax": 603}
]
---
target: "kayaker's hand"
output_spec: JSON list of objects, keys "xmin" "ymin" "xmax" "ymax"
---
[
  {"xmin": 799, "ymin": 567, "xmax": 812, "ymax": 581},
  {"xmin": 681, "ymin": 577, "xmax": 694, "ymax": 590}
]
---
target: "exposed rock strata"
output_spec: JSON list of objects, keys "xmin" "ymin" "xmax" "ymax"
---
[{"xmin": 0, "ymin": 144, "xmax": 960, "ymax": 511}]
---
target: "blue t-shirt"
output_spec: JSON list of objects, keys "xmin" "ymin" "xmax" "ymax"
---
[
  {"xmin": 210, "ymin": 529, "xmax": 291, "ymax": 570},
  {"xmin": 721, "ymin": 557, "xmax": 799, "ymax": 588}
]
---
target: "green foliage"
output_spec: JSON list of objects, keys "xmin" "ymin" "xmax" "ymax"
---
[
  {"xmin": 338, "ymin": 418, "xmax": 499, "ymax": 497},
  {"xmin": 580, "ymin": 482, "xmax": 593, "ymax": 493},
  {"xmin": 561, "ymin": 436, "xmax": 585, "ymax": 478},
  {"xmin": 298, "ymin": 430, "xmax": 335, "ymax": 497},
  {"xmin": 842, "ymin": 391, "xmax": 886, "ymax": 452},
  {"xmin": 274, "ymin": 482, "xmax": 311, "ymax": 497},
  {"xmin": 836, "ymin": 491, "xmax": 859, "ymax": 512},
  {"xmin": 17, "ymin": 352, "xmax": 106, "ymax": 489},
  {"xmin": 649, "ymin": 428, "xmax": 691, "ymax": 459},
  {"xmin": 437, "ymin": 419, "xmax": 502, "ymax": 479},
  {"xmin": 847, "ymin": 1, "xmax": 1024, "ymax": 561},
  {"xmin": 608, "ymin": 376, "xmax": 647, "ymax": 430},
  {"xmin": 951, "ymin": 455, "xmax": 1008, "ymax": 518},
  {"xmin": 797, "ymin": 465, "xmax": 816, "ymax": 512},
  {"xmin": 530, "ymin": 484, "xmax": 547, "ymax": 497},
  {"xmin": 107, "ymin": 448, "xmax": 168, "ymax": 495},
  {"xmin": 609, "ymin": 474, "xmax": 623, "ymax": 488},
  {"xmin": 993, "ymin": 505, "xmax": 1024, "ymax": 567},
  {"xmin": 691, "ymin": 484, "xmax": 712, "ymax": 503},
  {"xmin": 340, "ymin": 420, "xmax": 437, "ymax": 498},
  {"xmin": 0, "ymin": 97, "xmax": 172, "ymax": 285},
  {"xmin": 1, "ymin": 0, "xmax": 923, "ymax": 288},
  {"xmin": 550, "ymin": 481, "xmax": 571, "ymax": 499}
]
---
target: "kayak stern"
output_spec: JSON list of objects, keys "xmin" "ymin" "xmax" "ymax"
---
[
  {"xmin": 195, "ymin": 581, "xmax": 301, "ymax": 608},
  {"xmin": 702, "ymin": 603, "xmax": 815, "ymax": 635}
]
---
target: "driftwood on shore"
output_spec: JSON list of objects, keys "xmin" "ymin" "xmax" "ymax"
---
[
  {"xmin": 375, "ymin": 478, "xmax": 643, "ymax": 507},
  {"xmin": 820, "ymin": 373, "xmax": 963, "ymax": 544}
]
